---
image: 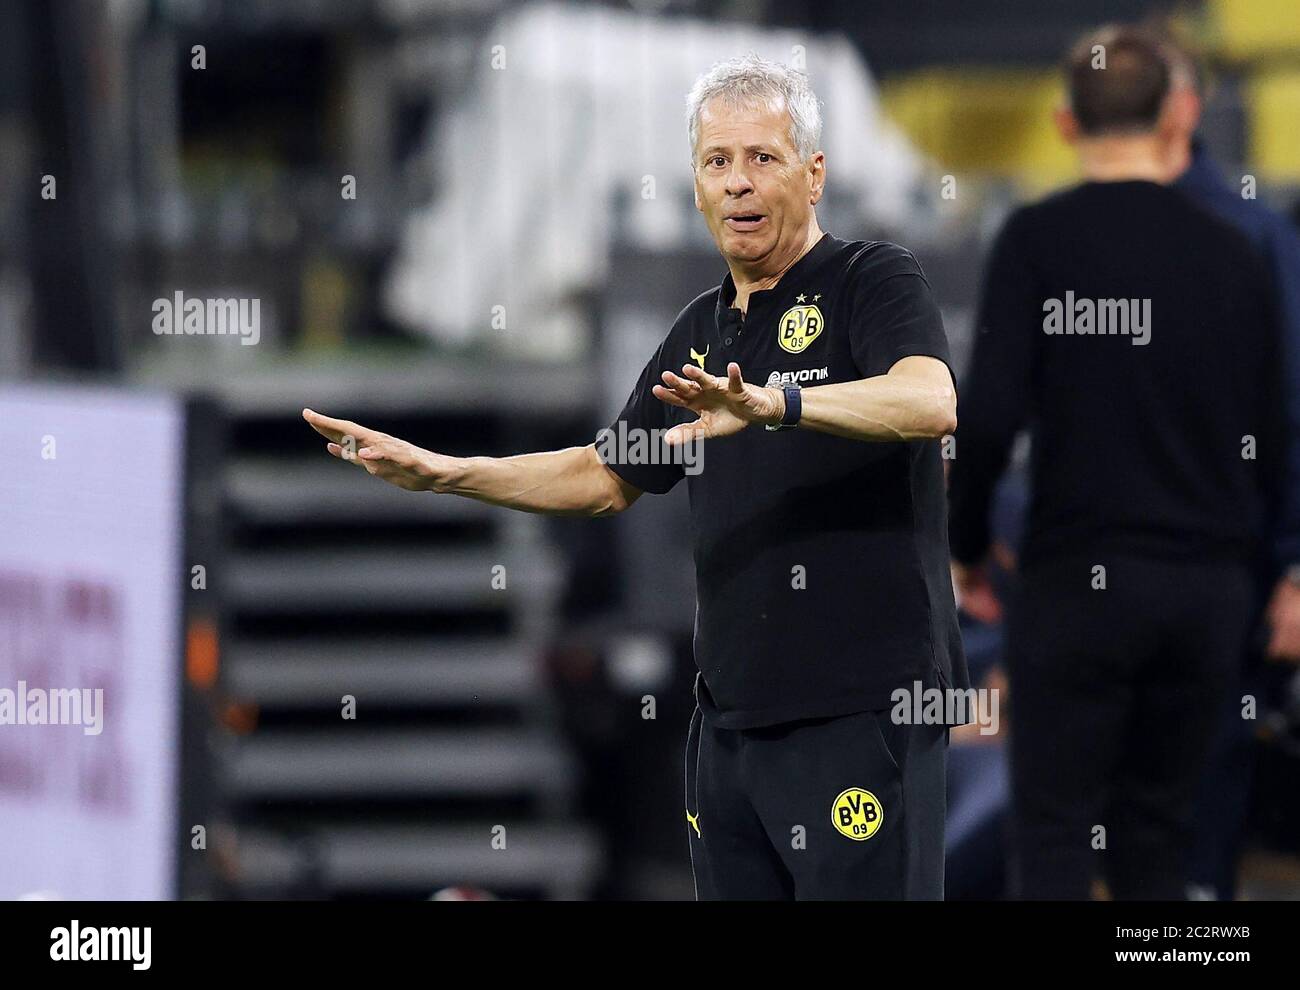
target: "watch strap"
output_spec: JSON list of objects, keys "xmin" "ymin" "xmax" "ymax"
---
[{"xmin": 765, "ymin": 384, "xmax": 802, "ymax": 431}]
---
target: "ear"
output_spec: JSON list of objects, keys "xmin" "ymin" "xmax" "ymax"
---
[
  {"xmin": 1054, "ymin": 106, "xmax": 1081, "ymax": 146},
  {"xmin": 807, "ymin": 151, "xmax": 826, "ymax": 206},
  {"xmin": 1164, "ymin": 86, "xmax": 1201, "ymax": 137},
  {"xmin": 692, "ymin": 168, "xmax": 703, "ymax": 213}
]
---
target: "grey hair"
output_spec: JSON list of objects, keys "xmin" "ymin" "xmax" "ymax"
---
[{"xmin": 686, "ymin": 53, "xmax": 823, "ymax": 163}]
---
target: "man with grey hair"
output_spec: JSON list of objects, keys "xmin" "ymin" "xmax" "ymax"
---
[{"xmin": 304, "ymin": 53, "xmax": 968, "ymax": 899}]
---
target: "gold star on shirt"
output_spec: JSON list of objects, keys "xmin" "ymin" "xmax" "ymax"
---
[{"xmin": 796, "ymin": 293, "xmax": 807, "ymax": 303}]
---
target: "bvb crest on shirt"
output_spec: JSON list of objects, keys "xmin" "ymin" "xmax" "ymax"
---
[{"xmin": 777, "ymin": 303, "xmax": 823, "ymax": 354}]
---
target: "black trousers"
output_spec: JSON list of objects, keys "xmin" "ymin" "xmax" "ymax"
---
[
  {"xmin": 683, "ymin": 704, "xmax": 948, "ymax": 900},
  {"xmin": 1005, "ymin": 554, "xmax": 1255, "ymax": 900}
]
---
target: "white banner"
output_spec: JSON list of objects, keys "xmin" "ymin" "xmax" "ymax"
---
[{"xmin": 0, "ymin": 385, "xmax": 183, "ymax": 900}]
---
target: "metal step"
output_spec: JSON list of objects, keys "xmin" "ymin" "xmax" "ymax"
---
[
  {"xmin": 223, "ymin": 546, "xmax": 564, "ymax": 612},
  {"xmin": 224, "ymin": 636, "xmax": 540, "ymax": 707},
  {"xmin": 225, "ymin": 459, "xmax": 496, "ymax": 524},
  {"xmin": 223, "ymin": 728, "xmax": 576, "ymax": 799},
  {"xmin": 134, "ymin": 354, "xmax": 591, "ymax": 416},
  {"xmin": 233, "ymin": 823, "xmax": 603, "ymax": 899}
]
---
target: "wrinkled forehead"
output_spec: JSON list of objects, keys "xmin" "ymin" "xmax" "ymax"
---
[{"xmin": 695, "ymin": 94, "xmax": 798, "ymax": 153}]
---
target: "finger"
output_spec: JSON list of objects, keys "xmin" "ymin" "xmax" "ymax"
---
[
  {"xmin": 661, "ymin": 370, "xmax": 702, "ymax": 395},
  {"xmin": 727, "ymin": 363, "xmax": 745, "ymax": 393},
  {"xmin": 327, "ymin": 440, "xmax": 368, "ymax": 466},
  {"xmin": 304, "ymin": 408, "xmax": 347, "ymax": 440},
  {"xmin": 652, "ymin": 384, "xmax": 694, "ymax": 409},
  {"xmin": 680, "ymin": 364, "xmax": 716, "ymax": 388},
  {"xmin": 303, "ymin": 408, "xmax": 373, "ymax": 444},
  {"xmin": 664, "ymin": 419, "xmax": 707, "ymax": 446}
]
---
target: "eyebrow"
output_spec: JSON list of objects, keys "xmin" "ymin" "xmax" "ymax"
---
[{"xmin": 697, "ymin": 143, "xmax": 782, "ymax": 160}]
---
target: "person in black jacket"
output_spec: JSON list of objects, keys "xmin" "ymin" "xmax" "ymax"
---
[{"xmin": 947, "ymin": 25, "xmax": 1285, "ymax": 900}]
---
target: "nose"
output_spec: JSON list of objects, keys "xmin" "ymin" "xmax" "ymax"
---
[{"xmin": 724, "ymin": 161, "xmax": 754, "ymax": 197}]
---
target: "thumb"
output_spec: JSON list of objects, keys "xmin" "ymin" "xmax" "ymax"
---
[{"xmin": 665, "ymin": 419, "xmax": 707, "ymax": 446}]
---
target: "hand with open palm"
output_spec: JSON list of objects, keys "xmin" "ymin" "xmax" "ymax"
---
[{"xmin": 652, "ymin": 362, "xmax": 784, "ymax": 446}]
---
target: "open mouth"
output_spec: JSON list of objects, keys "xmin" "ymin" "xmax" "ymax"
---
[{"xmin": 724, "ymin": 214, "xmax": 767, "ymax": 231}]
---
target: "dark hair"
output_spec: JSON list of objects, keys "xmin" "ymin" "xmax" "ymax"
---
[{"xmin": 1065, "ymin": 25, "xmax": 1179, "ymax": 136}]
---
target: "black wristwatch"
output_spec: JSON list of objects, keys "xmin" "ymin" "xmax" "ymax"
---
[{"xmin": 764, "ymin": 384, "xmax": 802, "ymax": 431}]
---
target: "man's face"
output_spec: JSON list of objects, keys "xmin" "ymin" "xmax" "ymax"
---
[{"xmin": 692, "ymin": 97, "xmax": 824, "ymax": 272}]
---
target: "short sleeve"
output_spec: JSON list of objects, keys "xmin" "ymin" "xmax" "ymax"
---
[
  {"xmin": 848, "ymin": 246, "xmax": 955, "ymax": 386},
  {"xmin": 598, "ymin": 337, "xmax": 686, "ymax": 496}
]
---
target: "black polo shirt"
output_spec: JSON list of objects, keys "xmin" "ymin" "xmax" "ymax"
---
[{"xmin": 602, "ymin": 231, "xmax": 970, "ymax": 729}]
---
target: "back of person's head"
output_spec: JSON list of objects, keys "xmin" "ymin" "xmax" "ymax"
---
[{"xmin": 1065, "ymin": 24, "xmax": 1183, "ymax": 137}]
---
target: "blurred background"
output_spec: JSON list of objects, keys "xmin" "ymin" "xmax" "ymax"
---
[{"xmin": 1, "ymin": 0, "xmax": 1298, "ymax": 900}]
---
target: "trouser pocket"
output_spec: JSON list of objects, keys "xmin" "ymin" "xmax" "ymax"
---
[
  {"xmin": 870, "ymin": 708, "xmax": 903, "ymax": 775},
  {"xmin": 684, "ymin": 705, "xmax": 704, "ymax": 840}
]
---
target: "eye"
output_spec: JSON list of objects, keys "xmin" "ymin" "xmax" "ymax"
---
[
  {"xmin": 755, "ymin": 153, "xmax": 773, "ymax": 164},
  {"xmin": 709, "ymin": 156, "xmax": 726, "ymax": 168}
]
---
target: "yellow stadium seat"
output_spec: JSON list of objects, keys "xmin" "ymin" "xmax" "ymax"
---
[
  {"xmin": 1207, "ymin": 0, "xmax": 1300, "ymax": 59},
  {"xmin": 881, "ymin": 69, "xmax": 1077, "ymax": 191},
  {"xmin": 1245, "ymin": 68, "xmax": 1300, "ymax": 182}
]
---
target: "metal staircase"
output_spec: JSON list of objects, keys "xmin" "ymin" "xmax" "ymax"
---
[{"xmin": 158, "ymin": 355, "xmax": 604, "ymax": 899}]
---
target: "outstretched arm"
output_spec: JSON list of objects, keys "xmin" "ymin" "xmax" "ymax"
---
[
  {"xmin": 654, "ymin": 354, "xmax": 954, "ymax": 446},
  {"xmin": 302, "ymin": 408, "xmax": 642, "ymax": 517},
  {"xmin": 791, "ymin": 355, "xmax": 956, "ymax": 441}
]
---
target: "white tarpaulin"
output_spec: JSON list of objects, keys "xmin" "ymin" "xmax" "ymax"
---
[{"xmin": 385, "ymin": 1, "xmax": 926, "ymax": 359}]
